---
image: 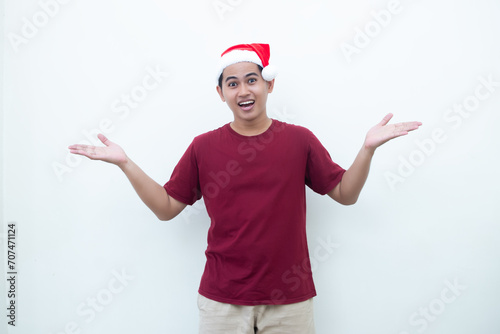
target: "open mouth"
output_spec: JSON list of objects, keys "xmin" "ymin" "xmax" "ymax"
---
[{"xmin": 238, "ymin": 100, "xmax": 255, "ymax": 110}]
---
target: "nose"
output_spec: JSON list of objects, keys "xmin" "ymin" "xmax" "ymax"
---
[{"xmin": 238, "ymin": 83, "xmax": 250, "ymax": 97}]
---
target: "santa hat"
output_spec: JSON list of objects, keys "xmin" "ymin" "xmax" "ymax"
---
[{"xmin": 216, "ymin": 43, "xmax": 278, "ymax": 83}]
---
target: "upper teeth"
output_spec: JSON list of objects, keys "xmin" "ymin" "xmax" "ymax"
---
[{"xmin": 240, "ymin": 101, "xmax": 254, "ymax": 105}]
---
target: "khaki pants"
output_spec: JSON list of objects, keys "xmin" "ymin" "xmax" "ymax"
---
[{"xmin": 198, "ymin": 294, "xmax": 316, "ymax": 334}]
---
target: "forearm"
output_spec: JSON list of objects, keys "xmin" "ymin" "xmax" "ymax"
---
[
  {"xmin": 328, "ymin": 113, "xmax": 421, "ymax": 205},
  {"xmin": 118, "ymin": 158, "xmax": 184, "ymax": 221},
  {"xmin": 329, "ymin": 145, "xmax": 374, "ymax": 205}
]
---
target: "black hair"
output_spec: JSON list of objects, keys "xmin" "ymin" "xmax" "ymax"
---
[{"xmin": 218, "ymin": 64, "xmax": 264, "ymax": 89}]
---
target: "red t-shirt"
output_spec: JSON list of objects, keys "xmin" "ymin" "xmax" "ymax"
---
[{"xmin": 164, "ymin": 119, "xmax": 345, "ymax": 305}]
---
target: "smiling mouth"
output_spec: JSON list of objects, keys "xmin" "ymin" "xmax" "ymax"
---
[{"xmin": 238, "ymin": 100, "xmax": 255, "ymax": 108}]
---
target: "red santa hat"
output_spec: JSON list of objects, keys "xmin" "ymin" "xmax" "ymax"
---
[{"xmin": 216, "ymin": 43, "xmax": 278, "ymax": 83}]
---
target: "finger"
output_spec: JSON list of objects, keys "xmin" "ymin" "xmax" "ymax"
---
[
  {"xmin": 392, "ymin": 131, "xmax": 409, "ymax": 138},
  {"xmin": 98, "ymin": 134, "xmax": 111, "ymax": 146},
  {"xmin": 68, "ymin": 148, "xmax": 93, "ymax": 158},
  {"xmin": 68, "ymin": 145, "xmax": 99, "ymax": 158},
  {"xmin": 68, "ymin": 144, "xmax": 95, "ymax": 150},
  {"xmin": 399, "ymin": 121, "xmax": 422, "ymax": 132},
  {"xmin": 379, "ymin": 113, "xmax": 393, "ymax": 126}
]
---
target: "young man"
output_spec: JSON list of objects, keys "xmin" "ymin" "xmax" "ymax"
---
[{"xmin": 69, "ymin": 43, "xmax": 422, "ymax": 333}]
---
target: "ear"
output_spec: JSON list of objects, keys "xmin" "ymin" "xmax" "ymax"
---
[
  {"xmin": 267, "ymin": 79, "xmax": 275, "ymax": 93},
  {"xmin": 216, "ymin": 85, "xmax": 226, "ymax": 102}
]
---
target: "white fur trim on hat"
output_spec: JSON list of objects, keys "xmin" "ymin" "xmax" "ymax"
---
[{"xmin": 216, "ymin": 50, "xmax": 263, "ymax": 82}]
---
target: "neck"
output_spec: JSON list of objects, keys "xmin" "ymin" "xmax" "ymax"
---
[{"xmin": 231, "ymin": 116, "xmax": 272, "ymax": 136}]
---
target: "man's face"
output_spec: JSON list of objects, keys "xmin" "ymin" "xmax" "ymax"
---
[{"xmin": 216, "ymin": 62, "xmax": 274, "ymax": 124}]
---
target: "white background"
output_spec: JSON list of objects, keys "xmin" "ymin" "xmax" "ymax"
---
[{"xmin": 2, "ymin": 0, "xmax": 500, "ymax": 333}]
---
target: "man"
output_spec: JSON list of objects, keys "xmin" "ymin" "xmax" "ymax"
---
[{"xmin": 69, "ymin": 43, "xmax": 421, "ymax": 333}]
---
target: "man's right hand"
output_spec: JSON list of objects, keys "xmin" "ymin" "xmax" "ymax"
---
[
  {"xmin": 68, "ymin": 134, "xmax": 187, "ymax": 220},
  {"xmin": 68, "ymin": 134, "xmax": 128, "ymax": 167}
]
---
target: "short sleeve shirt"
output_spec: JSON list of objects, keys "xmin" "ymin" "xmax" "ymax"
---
[{"xmin": 164, "ymin": 119, "xmax": 345, "ymax": 305}]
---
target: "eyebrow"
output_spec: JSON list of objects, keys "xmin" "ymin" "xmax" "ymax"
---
[{"xmin": 225, "ymin": 72, "xmax": 259, "ymax": 83}]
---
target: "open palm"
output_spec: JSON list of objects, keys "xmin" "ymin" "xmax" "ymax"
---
[
  {"xmin": 364, "ymin": 113, "xmax": 422, "ymax": 150},
  {"xmin": 68, "ymin": 134, "xmax": 128, "ymax": 166}
]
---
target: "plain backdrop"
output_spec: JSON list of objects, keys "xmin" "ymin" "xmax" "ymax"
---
[{"xmin": 2, "ymin": 0, "xmax": 500, "ymax": 333}]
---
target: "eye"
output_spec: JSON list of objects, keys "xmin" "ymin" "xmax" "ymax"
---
[
  {"xmin": 248, "ymin": 78, "xmax": 257, "ymax": 84},
  {"xmin": 227, "ymin": 82, "xmax": 237, "ymax": 88}
]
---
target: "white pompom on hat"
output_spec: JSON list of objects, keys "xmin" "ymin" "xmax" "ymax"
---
[{"xmin": 216, "ymin": 43, "xmax": 278, "ymax": 83}]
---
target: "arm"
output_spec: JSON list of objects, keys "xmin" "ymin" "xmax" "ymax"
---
[
  {"xmin": 328, "ymin": 113, "xmax": 422, "ymax": 205},
  {"xmin": 68, "ymin": 134, "xmax": 187, "ymax": 221},
  {"xmin": 117, "ymin": 158, "xmax": 187, "ymax": 221}
]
